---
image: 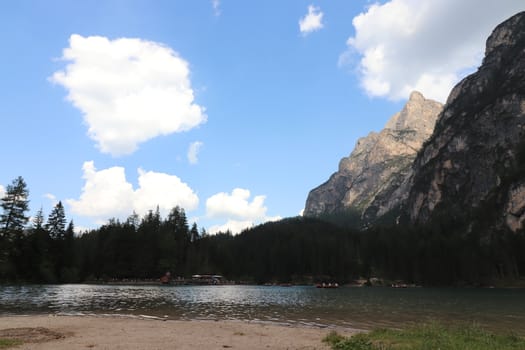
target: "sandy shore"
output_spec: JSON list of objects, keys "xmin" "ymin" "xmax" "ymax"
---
[{"xmin": 0, "ymin": 315, "xmax": 356, "ymax": 349}]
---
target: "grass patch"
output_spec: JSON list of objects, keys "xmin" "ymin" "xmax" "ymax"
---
[
  {"xmin": 323, "ymin": 323, "xmax": 525, "ymax": 350},
  {"xmin": 0, "ymin": 338, "xmax": 22, "ymax": 349}
]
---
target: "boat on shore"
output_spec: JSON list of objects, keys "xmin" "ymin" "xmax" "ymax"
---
[{"xmin": 316, "ymin": 282, "xmax": 339, "ymax": 289}]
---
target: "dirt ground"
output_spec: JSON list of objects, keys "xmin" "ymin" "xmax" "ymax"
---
[{"xmin": 0, "ymin": 315, "xmax": 356, "ymax": 349}]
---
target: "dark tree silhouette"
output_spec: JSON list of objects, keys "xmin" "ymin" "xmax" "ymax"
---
[
  {"xmin": 46, "ymin": 201, "xmax": 67, "ymax": 240},
  {"xmin": 0, "ymin": 176, "xmax": 30, "ymax": 238}
]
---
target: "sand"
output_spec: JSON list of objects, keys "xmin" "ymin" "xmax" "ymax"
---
[{"xmin": 0, "ymin": 315, "xmax": 356, "ymax": 349}]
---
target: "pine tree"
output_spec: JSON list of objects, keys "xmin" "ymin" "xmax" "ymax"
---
[
  {"xmin": 46, "ymin": 201, "xmax": 67, "ymax": 240},
  {"xmin": 62, "ymin": 220, "xmax": 77, "ymax": 278},
  {"xmin": 32, "ymin": 207, "xmax": 45, "ymax": 230},
  {"xmin": 0, "ymin": 176, "xmax": 30, "ymax": 238},
  {"xmin": 168, "ymin": 206, "xmax": 189, "ymax": 237},
  {"xmin": 65, "ymin": 220, "xmax": 75, "ymax": 240},
  {"xmin": 190, "ymin": 222, "xmax": 199, "ymax": 242},
  {"xmin": 126, "ymin": 211, "xmax": 140, "ymax": 230}
]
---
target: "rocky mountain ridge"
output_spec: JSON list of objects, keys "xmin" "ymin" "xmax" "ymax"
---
[
  {"xmin": 405, "ymin": 11, "xmax": 525, "ymax": 232},
  {"xmin": 305, "ymin": 11, "xmax": 525, "ymax": 233},
  {"xmin": 304, "ymin": 91, "xmax": 443, "ymax": 224}
]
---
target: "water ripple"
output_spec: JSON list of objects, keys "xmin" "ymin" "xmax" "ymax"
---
[{"xmin": 1, "ymin": 285, "xmax": 525, "ymax": 333}]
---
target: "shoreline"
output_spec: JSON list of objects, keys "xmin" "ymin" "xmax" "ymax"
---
[
  {"xmin": 4, "ymin": 280, "xmax": 525, "ymax": 288},
  {"xmin": 0, "ymin": 315, "xmax": 358, "ymax": 349},
  {"xmin": 1, "ymin": 311, "xmax": 363, "ymax": 332}
]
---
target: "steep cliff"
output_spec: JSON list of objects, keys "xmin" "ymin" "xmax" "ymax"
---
[
  {"xmin": 406, "ymin": 11, "xmax": 525, "ymax": 232},
  {"xmin": 304, "ymin": 92, "xmax": 443, "ymax": 224}
]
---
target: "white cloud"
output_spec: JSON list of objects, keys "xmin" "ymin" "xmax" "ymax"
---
[
  {"xmin": 67, "ymin": 162, "xmax": 135, "ymax": 220},
  {"xmin": 44, "ymin": 193, "xmax": 58, "ymax": 205},
  {"xmin": 341, "ymin": 0, "xmax": 524, "ymax": 102},
  {"xmin": 0, "ymin": 185, "xmax": 5, "ymax": 199},
  {"xmin": 206, "ymin": 188, "xmax": 267, "ymax": 221},
  {"xmin": 206, "ymin": 188, "xmax": 281, "ymax": 234},
  {"xmin": 208, "ymin": 216, "xmax": 282, "ymax": 236},
  {"xmin": 74, "ymin": 226, "xmax": 93, "ymax": 235},
  {"xmin": 51, "ymin": 35, "xmax": 207, "ymax": 156},
  {"xmin": 212, "ymin": 0, "xmax": 221, "ymax": 16},
  {"xmin": 299, "ymin": 5, "xmax": 324, "ymax": 35},
  {"xmin": 187, "ymin": 141, "xmax": 203, "ymax": 165},
  {"xmin": 67, "ymin": 161, "xmax": 198, "ymax": 223},
  {"xmin": 134, "ymin": 169, "xmax": 199, "ymax": 215},
  {"xmin": 208, "ymin": 220, "xmax": 254, "ymax": 235}
]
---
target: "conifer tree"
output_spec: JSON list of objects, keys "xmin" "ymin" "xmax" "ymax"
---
[
  {"xmin": 126, "ymin": 211, "xmax": 140, "ymax": 230},
  {"xmin": 190, "ymin": 222, "xmax": 199, "ymax": 242},
  {"xmin": 32, "ymin": 207, "xmax": 45, "ymax": 230},
  {"xmin": 0, "ymin": 176, "xmax": 30, "ymax": 238},
  {"xmin": 168, "ymin": 206, "xmax": 189, "ymax": 237},
  {"xmin": 65, "ymin": 220, "xmax": 75, "ymax": 240},
  {"xmin": 46, "ymin": 201, "xmax": 67, "ymax": 240}
]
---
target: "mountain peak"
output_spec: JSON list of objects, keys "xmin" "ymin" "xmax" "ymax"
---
[
  {"xmin": 408, "ymin": 90, "xmax": 425, "ymax": 102},
  {"xmin": 304, "ymin": 90, "xmax": 443, "ymax": 222},
  {"xmin": 485, "ymin": 11, "xmax": 525, "ymax": 60},
  {"xmin": 304, "ymin": 12, "xmax": 525, "ymax": 233},
  {"xmin": 406, "ymin": 11, "xmax": 525, "ymax": 231},
  {"xmin": 384, "ymin": 91, "xmax": 442, "ymax": 132}
]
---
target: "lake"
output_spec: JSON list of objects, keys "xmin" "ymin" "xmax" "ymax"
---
[{"xmin": 1, "ymin": 284, "xmax": 524, "ymax": 334}]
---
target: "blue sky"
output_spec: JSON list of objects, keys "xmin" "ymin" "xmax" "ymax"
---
[{"xmin": 0, "ymin": 0, "xmax": 523, "ymax": 234}]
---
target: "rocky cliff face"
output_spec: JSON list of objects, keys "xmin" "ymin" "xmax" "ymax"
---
[
  {"xmin": 405, "ymin": 11, "xmax": 525, "ymax": 231},
  {"xmin": 304, "ymin": 91, "xmax": 443, "ymax": 224}
]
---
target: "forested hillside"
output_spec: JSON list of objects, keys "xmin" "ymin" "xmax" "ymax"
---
[{"xmin": 2, "ymin": 176, "xmax": 525, "ymax": 286}]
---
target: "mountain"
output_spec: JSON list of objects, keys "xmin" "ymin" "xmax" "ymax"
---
[
  {"xmin": 304, "ymin": 91, "xmax": 443, "ymax": 225},
  {"xmin": 305, "ymin": 11, "xmax": 525, "ymax": 233},
  {"xmin": 405, "ymin": 11, "xmax": 525, "ymax": 232}
]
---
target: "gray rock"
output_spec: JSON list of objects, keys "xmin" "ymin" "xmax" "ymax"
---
[
  {"xmin": 305, "ymin": 11, "xmax": 525, "ymax": 232},
  {"xmin": 405, "ymin": 11, "xmax": 525, "ymax": 231},
  {"xmin": 304, "ymin": 91, "xmax": 443, "ymax": 225}
]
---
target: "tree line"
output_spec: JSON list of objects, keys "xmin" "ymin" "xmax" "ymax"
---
[{"xmin": 1, "ymin": 176, "xmax": 524, "ymax": 285}]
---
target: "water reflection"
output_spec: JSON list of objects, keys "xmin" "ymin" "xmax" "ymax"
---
[{"xmin": 1, "ymin": 285, "xmax": 525, "ymax": 333}]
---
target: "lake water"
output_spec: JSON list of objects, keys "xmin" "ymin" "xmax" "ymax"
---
[{"xmin": 1, "ymin": 285, "xmax": 525, "ymax": 334}]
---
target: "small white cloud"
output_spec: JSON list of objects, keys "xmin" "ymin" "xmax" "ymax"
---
[
  {"xmin": 0, "ymin": 185, "xmax": 5, "ymax": 199},
  {"xmin": 67, "ymin": 161, "xmax": 198, "ymax": 224},
  {"xmin": 187, "ymin": 141, "xmax": 203, "ymax": 165},
  {"xmin": 208, "ymin": 216, "xmax": 282, "ymax": 235},
  {"xmin": 205, "ymin": 188, "xmax": 281, "ymax": 234},
  {"xmin": 44, "ymin": 193, "xmax": 58, "ymax": 205},
  {"xmin": 206, "ymin": 188, "xmax": 266, "ymax": 221},
  {"xmin": 51, "ymin": 35, "xmax": 207, "ymax": 156},
  {"xmin": 208, "ymin": 220, "xmax": 254, "ymax": 235},
  {"xmin": 341, "ymin": 0, "xmax": 524, "ymax": 102},
  {"xmin": 211, "ymin": 0, "xmax": 221, "ymax": 16},
  {"xmin": 299, "ymin": 5, "xmax": 324, "ymax": 35},
  {"xmin": 74, "ymin": 225, "xmax": 92, "ymax": 234}
]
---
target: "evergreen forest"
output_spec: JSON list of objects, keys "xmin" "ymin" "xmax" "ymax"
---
[{"xmin": 1, "ymin": 176, "xmax": 525, "ymax": 286}]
